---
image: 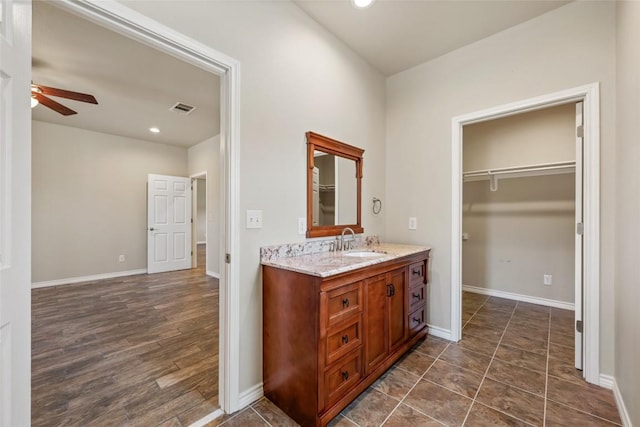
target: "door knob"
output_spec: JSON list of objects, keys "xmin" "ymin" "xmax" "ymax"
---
[{"xmin": 149, "ymin": 227, "xmax": 155, "ymax": 231}]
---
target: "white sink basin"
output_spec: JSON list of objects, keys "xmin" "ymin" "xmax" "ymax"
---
[{"xmin": 343, "ymin": 251, "xmax": 386, "ymax": 258}]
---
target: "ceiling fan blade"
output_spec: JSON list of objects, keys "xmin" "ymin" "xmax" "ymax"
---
[
  {"xmin": 35, "ymin": 93, "xmax": 77, "ymax": 116},
  {"xmin": 37, "ymin": 84, "xmax": 98, "ymax": 104}
]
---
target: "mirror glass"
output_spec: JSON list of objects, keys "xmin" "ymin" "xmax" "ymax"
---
[{"xmin": 306, "ymin": 132, "xmax": 364, "ymax": 238}]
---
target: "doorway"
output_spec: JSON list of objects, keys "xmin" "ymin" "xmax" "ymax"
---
[
  {"xmin": 31, "ymin": 0, "xmax": 241, "ymax": 420},
  {"xmin": 451, "ymin": 83, "xmax": 601, "ymax": 385}
]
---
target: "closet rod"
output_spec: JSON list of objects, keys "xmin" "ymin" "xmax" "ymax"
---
[{"xmin": 463, "ymin": 160, "xmax": 576, "ymax": 179}]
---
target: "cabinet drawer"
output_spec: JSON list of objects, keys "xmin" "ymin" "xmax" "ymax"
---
[
  {"xmin": 326, "ymin": 282, "xmax": 362, "ymax": 326},
  {"xmin": 408, "ymin": 284, "xmax": 426, "ymax": 312},
  {"xmin": 326, "ymin": 316, "xmax": 362, "ymax": 365},
  {"xmin": 408, "ymin": 306, "xmax": 426, "ymax": 336},
  {"xmin": 323, "ymin": 350, "xmax": 362, "ymax": 408},
  {"xmin": 409, "ymin": 261, "xmax": 426, "ymax": 287}
]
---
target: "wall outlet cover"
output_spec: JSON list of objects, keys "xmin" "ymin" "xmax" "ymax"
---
[
  {"xmin": 298, "ymin": 217, "xmax": 306, "ymax": 235},
  {"xmin": 408, "ymin": 217, "xmax": 417, "ymax": 230},
  {"xmin": 544, "ymin": 274, "xmax": 553, "ymax": 285}
]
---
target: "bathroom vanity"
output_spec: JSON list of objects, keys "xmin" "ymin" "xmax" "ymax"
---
[{"xmin": 262, "ymin": 243, "xmax": 430, "ymax": 427}]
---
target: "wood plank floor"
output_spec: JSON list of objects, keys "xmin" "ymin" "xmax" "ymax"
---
[{"xmin": 32, "ymin": 244, "xmax": 219, "ymax": 427}]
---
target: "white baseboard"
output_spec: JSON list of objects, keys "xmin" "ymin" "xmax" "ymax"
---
[
  {"xmin": 32, "ymin": 269, "xmax": 147, "ymax": 289},
  {"xmin": 599, "ymin": 374, "xmax": 614, "ymax": 390},
  {"xmin": 463, "ymin": 285, "xmax": 575, "ymax": 311},
  {"xmin": 238, "ymin": 382, "xmax": 264, "ymax": 409},
  {"xmin": 428, "ymin": 324, "xmax": 452, "ymax": 341},
  {"xmin": 207, "ymin": 270, "xmax": 220, "ymax": 279},
  {"xmin": 188, "ymin": 408, "xmax": 224, "ymax": 427},
  {"xmin": 610, "ymin": 376, "xmax": 633, "ymax": 427},
  {"xmin": 189, "ymin": 383, "xmax": 264, "ymax": 427}
]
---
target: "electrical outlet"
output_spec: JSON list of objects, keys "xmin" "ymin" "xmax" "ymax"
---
[
  {"xmin": 462, "ymin": 232, "xmax": 469, "ymax": 241},
  {"xmin": 246, "ymin": 210, "xmax": 263, "ymax": 229},
  {"xmin": 119, "ymin": 254, "xmax": 125, "ymax": 263},
  {"xmin": 408, "ymin": 217, "xmax": 417, "ymax": 230},
  {"xmin": 298, "ymin": 217, "xmax": 306, "ymax": 235},
  {"xmin": 544, "ymin": 274, "xmax": 552, "ymax": 286}
]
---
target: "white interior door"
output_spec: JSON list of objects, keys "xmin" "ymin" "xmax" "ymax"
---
[
  {"xmin": 575, "ymin": 101, "xmax": 584, "ymax": 370},
  {"xmin": 147, "ymin": 174, "xmax": 192, "ymax": 274},
  {"xmin": 0, "ymin": 0, "xmax": 32, "ymax": 425}
]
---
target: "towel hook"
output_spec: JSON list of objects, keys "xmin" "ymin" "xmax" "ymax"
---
[{"xmin": 372, "ymin": 197, "xmax": 382, "ymax": 214}]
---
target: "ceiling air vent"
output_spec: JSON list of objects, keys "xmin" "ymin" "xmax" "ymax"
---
[{"xmin": 169, "ymin": 102, "xmax": 196, "ymax": 115}]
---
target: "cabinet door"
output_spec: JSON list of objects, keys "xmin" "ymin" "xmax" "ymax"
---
[
  {"xmin": 388, "ymin": 268, "xmax": 407, "ymax": 351},
  {"xmin": 364, "ymin": 274, "xmax": 389, "ymax": 373}
]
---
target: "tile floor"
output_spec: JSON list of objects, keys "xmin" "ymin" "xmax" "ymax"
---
[{"xmin": 205, "ymin": 292, "xmax": 622, "ymax": 427}]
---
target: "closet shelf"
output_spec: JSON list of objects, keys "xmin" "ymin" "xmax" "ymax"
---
[{"xmin": 463, "ymin": 160, "xmax": 576, "ymax": 182}]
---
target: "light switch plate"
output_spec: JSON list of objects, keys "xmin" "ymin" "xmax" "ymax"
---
[
  {"xmin": 298, "ymin": 217, "xmax": 306, "ymax": 235},
  {"xmin": 246, "ymin": 210, "xmax": 263, "ymax": 229}
]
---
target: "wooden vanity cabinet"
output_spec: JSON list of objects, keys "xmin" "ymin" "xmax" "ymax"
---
[
  {"xmin": 263, "ymin": 250, "xmax": 430, "ymax": 427},
  {"xmin": 363, "ymin": 268, "xmax": 406, "ymax": 374}
]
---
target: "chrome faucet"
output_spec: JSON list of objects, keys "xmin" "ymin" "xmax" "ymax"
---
[{"xmin": 338, "ymin": 227, "xmax": 356, "ymax": 251}]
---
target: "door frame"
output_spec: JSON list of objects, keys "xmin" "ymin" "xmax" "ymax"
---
[
  {"xmin": 450, "ymin": 83, "xmax": 600, "ymax": 384},
  {"xmin": 53, "ymin": 0, "xmax": 242, "ymax": 413},
  {"xmin": 191, "ymin": 171, "xmax": 207, "ymax": 271}
]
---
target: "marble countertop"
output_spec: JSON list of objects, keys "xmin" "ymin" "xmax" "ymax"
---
[{"xmin": 261, "ymin": 243, "xmax": 430, "ymax": 278}]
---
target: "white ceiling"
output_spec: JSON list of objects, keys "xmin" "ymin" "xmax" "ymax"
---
[
  {"xmin": 294, "ymin": 0, "xmax": 570, "ymax": 76},
  {"xmin": 32, "ymin": 2, "xmax": 220, "ymax": 148},
  {"xmin": 31, "ymin": 1, "xmax": 570, "ymax": 147}
]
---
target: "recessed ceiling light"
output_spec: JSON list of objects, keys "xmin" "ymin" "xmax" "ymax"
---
[
  {"xmin": 351, "ymin": 0, "xmax": 374, "ymax": 9},
  {"xmin": 149, "ymin": 127, "xmax": 160, "ymax": 133}
]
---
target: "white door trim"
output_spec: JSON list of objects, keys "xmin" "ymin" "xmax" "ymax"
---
[
  {"xmin": 451, "ymin": 83, "xmax": 600, "ymax": 384},
  {"xmin": 190, "ymin": 171, "xmax": 207, "ymax": 270},
  {"xmin": 53, "ymin": 0, "xmax": 242, "ymax": 412}
]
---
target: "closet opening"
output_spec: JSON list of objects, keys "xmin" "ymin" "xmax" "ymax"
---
[
  {"xmin": 460, "ymin": 102, "xmax": 582, "ymax": 377},
  {"xmin": 450, "ymin": 83, "xmax": 601, "ymax": 385}
]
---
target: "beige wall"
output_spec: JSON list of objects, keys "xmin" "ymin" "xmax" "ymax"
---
[
  {"xmin": 463, "ymin": 103, "xmax": 576, "ymax": 172},
  {"xmin": 463, "ymin": 105, "xmax": 575, "ymax": 303},
  {"xmin": 120, "ymin": 0, "xmax": 388, "ymax": 394},
  {"xmin": 386, "ymin": 1, "xmax": 616, "ymax": 375},
  {"xmin": 463, "ymin": 175, "xmax": 575, "ymax": 302},
  {"xmin": 32, "ymin": 120, "xmax": 188, "ymax": 283},
  {"xmin": 188, "ymin": 135, "xmax": 221, "ymax": 276},
  {"xmin": 615, "ymin": 2, "xmax": 640, "ymax": 424}
]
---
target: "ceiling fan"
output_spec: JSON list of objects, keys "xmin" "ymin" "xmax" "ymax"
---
[{"xmin": 31, "ymin": 83, "xmax": 98, "ymax": 116}]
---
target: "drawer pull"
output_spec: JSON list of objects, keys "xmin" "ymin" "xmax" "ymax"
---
[
  {"xmin": 341, "ymin": 371, "xmax": 349, "ymax": 381},
  {"xmin": 342, "ymin": 298, "xmax": 350, "ymax": 308},
  {"xmin": 412, "ymin": 268, "xmax": 422, "ymax": 276},
  {"xmin": 412, "ymin": 317, "xmax": 421, "ymax": 323},
  {"xmin": 412, "ymin": 292, "xmax": 421, "ymax": 299},
  {"xmin": 342, "ymin": 334, "xmax": 349, "ymax": 344}
]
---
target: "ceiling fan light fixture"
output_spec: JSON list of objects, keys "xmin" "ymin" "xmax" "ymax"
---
[
  {"xmin": 149, "ymin": 127, "xmax": 160, "ymax": 134},
  {"xmin": 31, "ymin": 96, "xmax": 39, "ymax": 108},
  {"xmin": 351, "ymin": 0, "xmax": 374, "ymax": 9}
]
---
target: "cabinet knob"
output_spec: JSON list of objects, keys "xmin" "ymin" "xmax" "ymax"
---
[
  {"xmin": 342, "ymin": 298, "xmax": 350, "ymax": 308},
  {"xmin": 412, "ymin": 317, "xmax": 421, "ymax": 324},
  {"xmin": 412, "ymin": 268, "xmax": 422, "ymax": 276},
  {"xmin": 342, "ymin": 334, "xmax": 349, "ymax": 344},
  {"xmin": 412, "ymin": 292, "xmax": 421, "ymax": 299},
  {"xmin": 341, "ymin": 371, "xmax": 349, "ymax": 381}
]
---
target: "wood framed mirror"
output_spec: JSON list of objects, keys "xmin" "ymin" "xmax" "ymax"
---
[{"xmin": 306, "ymin": 131, "xmax": 364, "ymax": 238}]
